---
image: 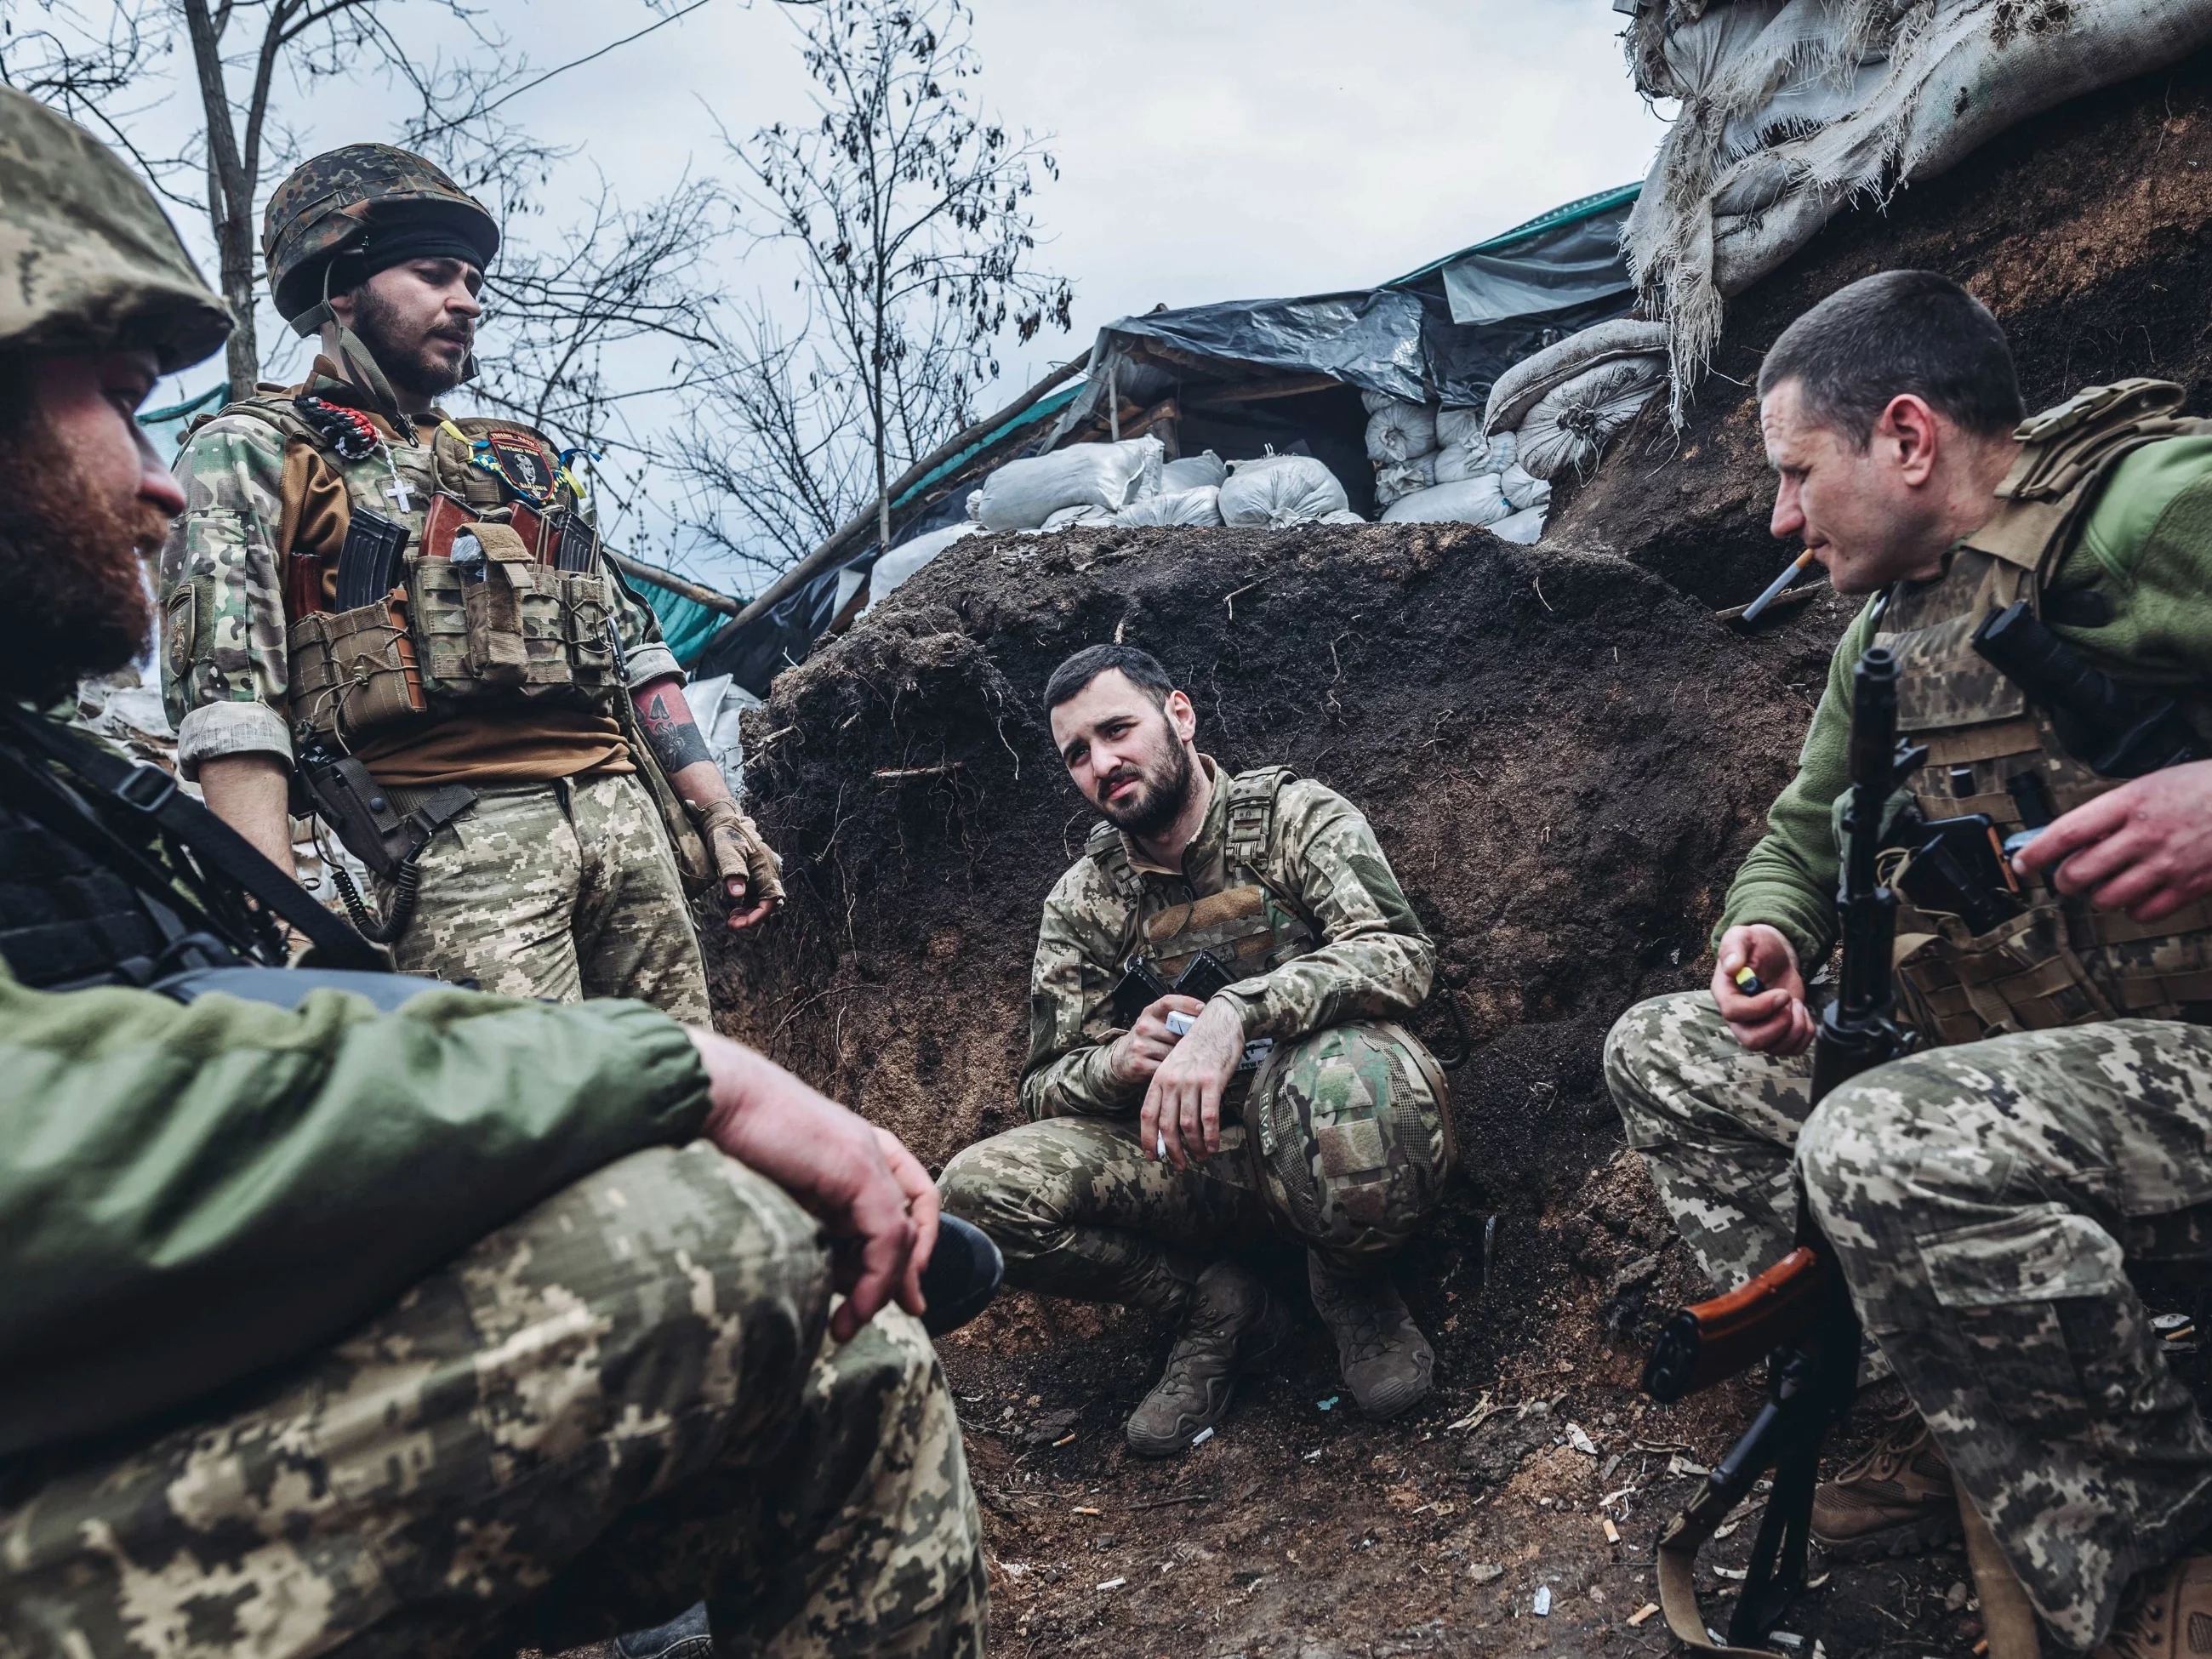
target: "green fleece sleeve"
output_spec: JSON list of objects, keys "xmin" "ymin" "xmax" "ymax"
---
[
  {"xmin": 0, "ymin": 977, "xmax": 710, "ymax": 1454},
  {"xmin": 2054, "ymin": 436, "xmax": 2212, "ymax": 690},
  {"xmin": 1713, "ymin": 598, "xmax": 1882, "ymax": 967}
]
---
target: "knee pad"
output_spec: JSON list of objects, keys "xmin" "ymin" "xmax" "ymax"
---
[{"xmin": 1246, "ymin": 1019, "xmax": 1453, "ymax": 1255}]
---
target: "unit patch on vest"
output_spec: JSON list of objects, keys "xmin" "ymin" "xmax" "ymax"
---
[{"xmin": 483, "ymin": 430, "xmax": 559, "ymax": 505}]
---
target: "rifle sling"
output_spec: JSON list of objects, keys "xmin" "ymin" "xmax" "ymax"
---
[
  {"xmin": 1655, "ymin": 1480, "xmax": 1803, "ymax": 1659},
  {"xmin": 0, "ymin": 707, "xmax": 385, "ymax": 972}
]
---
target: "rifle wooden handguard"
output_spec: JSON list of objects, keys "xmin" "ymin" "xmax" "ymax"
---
[{"xmin": 1640, "ymin": 1246, "xmax": 1825, "ymax": 1403}]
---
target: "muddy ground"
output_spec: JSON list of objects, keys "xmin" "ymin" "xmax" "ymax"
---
[{"xmin": 704, "ymin": 48, "xmax": 2212, "ymax": 1659}]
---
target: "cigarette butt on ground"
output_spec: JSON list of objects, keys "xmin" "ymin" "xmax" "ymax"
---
[
  {"xmin": 1628, "ymin": 1603, "xmax": 1660, "ymax": 1628},
  {"xmin": 1053, "ymin": 1433, "xmax": 1077, "ymax": 1447},
  {"xmin": 1603, "ymin": 1517, "xmax": 1621, "ymax": 1543},
  {"xmin": 1072, "ymin": 1505, "xmax": 1101, "ymax": 1516}
]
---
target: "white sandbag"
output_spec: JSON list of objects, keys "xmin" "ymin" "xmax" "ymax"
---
[
  {"xmin": 1372, "ymin": 453, "xmax": 1436, "ymax": 508},
  {"xmin": 1435, "ymin": 407, "xmax": 1485, "ymax": 449},
  {"xmin": 865, "ymin": 522, "xmax": 983, "ymax": 612},
  {"xmin": 1514, "ymin": 355, "xmax": 1666, "ymax": 482},
  {"xmin": 1364, "ymin": 402, "xmax": 1438, "ymax": 465},
  {"xmin": 1361, "ymin": 388, "xmax": 1397, "ymax": 414},
  {"xmin": 1219, "ymin": 453, "xmax": 1349, "ymax": 527},
  {"xmin": 1487, "ymin": 505, "xmax": 1548, "ymax": 544},
  {"xmin": 1500, "ymin": 464, "xmax": 1551, "ymax": 513},
  {"xmin": 1484, "ymin": 318, "xmax": 1671, "ymax": 437},
  {"xmin": 1160, "ymin": 450, "xmax": 1228, "ymax": 492},
  {"xmin": 1114, "ymin": 486, "xmax": 1223, "ymax": 527},
  {"xmin": 1625, "ymin": 0, "xmax": 2212, "ymax": 420},
  {"xmin": 1379, "ymin": 476, "xmax": 1510, "ymax": 527},
  {"xmin": 969, "ymin": 435, "xmax": 1163, "ymax": 531},
  {"xmin": 1040, "ymin": 503, "xmax": 1116, "ymax": 531},
  {"xmin": 1320, "ymin": 509, "xmax": 1366, "ymax": 525}
]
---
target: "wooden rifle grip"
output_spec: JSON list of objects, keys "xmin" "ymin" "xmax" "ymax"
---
[{"xmin": 1649, "ymin": 1247, "xmax": 1826, "ymax": 1399}]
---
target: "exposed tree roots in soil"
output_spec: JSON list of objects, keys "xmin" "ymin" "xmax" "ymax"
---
[{"xmin": 703, "ymin": 51, "xmax": 2212, "ymax": 1655}]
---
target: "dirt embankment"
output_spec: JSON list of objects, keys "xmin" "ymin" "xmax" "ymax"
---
[
  {"xmin": 704, "ymin": 47, "xmax": 2212, "ymax": 1656},
  {"xmin": 1561, "ymin": 46, "xmax": 2212, "ymax": 610}
]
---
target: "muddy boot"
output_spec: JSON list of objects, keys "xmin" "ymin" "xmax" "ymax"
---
[
  {"xmin": 2093, "ymin": 1553, "xmax": 2212, "ymax": 1659},
  {"xmin": 1810, "ymin": 1402, "xmax": 1961, "ymax": 1559},
  {"xmin": 1308, "ymin": 1252, "xmax": 1434, "ymax": 1420},
  {"xmin": 1125, "ymin": 1258, "xmax": 1290, "ymax": 1457}
]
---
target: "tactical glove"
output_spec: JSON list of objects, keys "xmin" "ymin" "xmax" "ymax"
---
[{"xmin": 696, "ymin": 798, "xmax": 784, "ymax": 910}]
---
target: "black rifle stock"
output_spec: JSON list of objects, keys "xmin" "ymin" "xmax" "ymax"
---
[{"xmin": 1643, "ymin": 647, "xmax": 1917, "ymax": 1656}]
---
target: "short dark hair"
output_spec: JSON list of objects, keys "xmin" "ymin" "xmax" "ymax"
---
[
  {"xmin": 1758, "ymin": 270, "xmax": 2022, "ymax": 450},
  {"xmin": 1044, "ymin": 644, "xmax": 1176, "ymax": 711}
]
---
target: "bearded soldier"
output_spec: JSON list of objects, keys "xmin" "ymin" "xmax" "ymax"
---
[
  {"xmin": 941, "ymin": 646, "xmax": 1453, "ymax": 1454},
  {"xmin": 158, "ymin": 145, "xmax": 778, "ymax": 1018},
  {"xmin": 1608, "ymin": 271, "xmax": 2212, "ymax": 1658},
  {"xmin": 0, "ymin": 90, "xmax": 983, "ymax": 1657}
]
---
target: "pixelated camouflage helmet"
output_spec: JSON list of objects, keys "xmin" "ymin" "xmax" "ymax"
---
[
  {"xmin": 0, "ymin": 88, "xmax": 231, "ymax": 371},
  {"xmin": 262, "ymin": 143, "xmax": 499, "ymax": 329}
]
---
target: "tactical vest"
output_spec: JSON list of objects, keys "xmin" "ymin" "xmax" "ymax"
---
[
  {"xmin": 1878, "ymin": 379, "xmax": 2212, "ymax": 1043},
  {"xmin": 1088, "ymin": 764, "xmax": 1320, "ymax": 991},
  {"xmin": 171, "ymin": 394, "xmax": 624, "ymax": 750}
]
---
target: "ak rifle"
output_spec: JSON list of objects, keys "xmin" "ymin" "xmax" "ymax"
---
[{"xmin": 1638, "ymin": 646, "xmax": 1918, "ymax": 1656}]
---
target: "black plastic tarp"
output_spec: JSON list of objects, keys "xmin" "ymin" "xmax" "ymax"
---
[{"xmin": 1432, "ymin": 188, "xmax": 1638, "ymax": 327}]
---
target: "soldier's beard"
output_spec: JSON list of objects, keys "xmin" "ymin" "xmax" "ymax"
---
[
  {"xmin": 1096, "ymin": 735, "xmax": 1194, "ymax": 841},
  {"xmin": 0, "ymin": 425, "xmax": 162, "ymax": 705},
  {"xmin": 351, "ymin": 282, "xmax": 470, "ymax": 400}
]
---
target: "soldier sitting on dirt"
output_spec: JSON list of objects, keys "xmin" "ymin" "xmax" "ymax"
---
[
  {"xmin": 939, "ymin": 644, "xmax": 1455, "ymax": 1455},
  {"xmin": 0, "ymin": 88, "xmax": 982, "ymax": 1659},
  {"xmin": 1608, "ymin": 269, "xmax": 2212, "ymax": 1657}
]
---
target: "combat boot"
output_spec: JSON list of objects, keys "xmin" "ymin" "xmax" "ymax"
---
[
  {"xmin": 1126, "ymin": 1258, "xmax": 1290, "ymax": 1457},
  {"xmin": 2093, "ymin": 1551, "xmax": 2212, "ymax": 1659},
  {"xmin": 1810, "ymin": 1402, "xmax": 1960, "ymax": 1559},
  {"xmin": 1308, "ymin": 1252, "xmax": 1434, "ymax": 1420}
]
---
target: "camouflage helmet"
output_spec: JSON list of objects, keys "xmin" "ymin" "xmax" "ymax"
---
[
  {"xmin": 0, "ymin": 88, "xmax": 230, "ymax": 371},
  {"xmin": 262, "ymin": 144, "xmax": 499, "ymax": 328},
  {"xmin": 1247, "ymin": 1019, "xmax": 1454, "ymax": 1264}
]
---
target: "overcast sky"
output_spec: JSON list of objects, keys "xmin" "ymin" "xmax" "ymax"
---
[{"xmin": 134, "ymin": 0, "xmax": 1672, "ymax": 586}]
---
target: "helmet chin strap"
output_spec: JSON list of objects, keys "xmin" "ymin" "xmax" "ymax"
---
[{"xmin": 288, "ymin": 259, "xmax": 425, "ymax": 426}]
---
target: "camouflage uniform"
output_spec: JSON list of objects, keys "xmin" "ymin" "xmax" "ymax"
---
[
  {"xmin": 940, "ymin": 757, "xmax": 1451, "ymax": 1314},
  {"xmin": 382, "ymin": 772, "xmax": 708, "ymax": 1022},
  {"xmin": 0, "ymin": 1141, "xmax": 985, "ymax": 1659},
  {"xmin": 1605, "ymin": 989, "xmax": 1810, "ymax": 1293},
  {"xmin": 1799, "ymin": 1023, "xmax": 2212, "ymax": 1652}
]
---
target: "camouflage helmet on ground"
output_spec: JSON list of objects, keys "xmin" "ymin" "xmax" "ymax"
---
[
  {"xmin": 0, "ymin": 88, "xmax": 231, "ymax": 371},
  {"xmin": 262, "ymin": 144, "xmax": 499, "ymax": 331}
]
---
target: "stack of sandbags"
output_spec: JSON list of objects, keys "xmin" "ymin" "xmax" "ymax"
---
[
  {"xmin": 1115, "ymin": 487, "xmax": 1223, "ymax": 527},
  {"xmin": 1220, "ymin": 453, "xmax": 1351, "ymax": 527},
  {"xmin": 1363, "ymin": 391, "xmax": 1441, "ymax": 509},
  {"xmin": 1160, "ymin": 450, "xmax": 1228, "ymax": 492},
  {"xmin": 968, "ymin": 435, "xmax": 1165, "ymax": 530},
  {"xmin": 1482, "ymin": 318, "xmax": 1667, "ymax": 484}
]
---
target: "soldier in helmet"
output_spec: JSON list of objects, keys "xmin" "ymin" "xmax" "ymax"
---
[
  {"xmin": 0, "ymin": 91, "xmax": 983, "ymax": 1657},
  {"xmin": 939, "ymin": 645, "xmax": 1455, "ymax": 1454},
  {"xmin": 157, "ymin": 144, "xmax": 779, "ymax": 1018}
]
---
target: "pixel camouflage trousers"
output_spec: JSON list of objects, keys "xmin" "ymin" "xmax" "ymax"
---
[
  {"xmin": 939, "ymin": 1019, "xmax": 1451, "ymax": 1315},
  {"xmin": 0, "ymin": 1143, "xmax": 985, "ymax": 1659},
  {"xmin": 378, "ymin": 772, "xmax": 710, "ymax": 1023},
  {"xmin": 1611, "ymin": 990, "xmax": 2212, "ymax": 1651}
]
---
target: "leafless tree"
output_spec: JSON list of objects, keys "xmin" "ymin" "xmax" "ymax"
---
[{"xmin": 686, "ymin": 0, "xmax": 1072, "ymax": 569}]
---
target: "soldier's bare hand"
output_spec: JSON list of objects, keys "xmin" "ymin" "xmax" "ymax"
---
[
  {"xmin": 1109, "ymin": 994, "xmax": 1206, "ymax": 1087},
  {"xmin": 1142, "ymin": 1000, "xmax": 1244, "ymax": 1170},
  {"xmin": 724, "ymin": 875, "xmax": 774, "ymax": 932},
  {"xmin": 689, "ymin": 1029, "xmax": 929, "ymax": 1342},
  {"xmin": 1713, "ymin": 924, "xmax": 1814, "ymax": 1056},
  {"xmin": 2014, "ymin": 760, "xmax": 2212, "ymax": 923}
]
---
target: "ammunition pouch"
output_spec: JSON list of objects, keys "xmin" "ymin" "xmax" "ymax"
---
[{"xmin": 287, "ymin": 598, "xmax": 425, "ymax": 744}]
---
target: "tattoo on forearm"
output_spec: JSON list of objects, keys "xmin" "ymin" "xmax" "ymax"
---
[{"xmin": 638, "ymin": 681, "xmax": 714, "ymax": 772}]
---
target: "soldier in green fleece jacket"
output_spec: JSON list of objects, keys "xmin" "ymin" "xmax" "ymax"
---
[
  {"xmin": 1606, "ymin": 271, "xmax": 2212, "ymax": 1657},
  {"xmin": 0, "ymin": 89, "xmax": 981, "ymax": 1659}
]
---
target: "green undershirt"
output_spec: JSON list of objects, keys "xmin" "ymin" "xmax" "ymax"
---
[{"xmin": 1717, "ymin": 435, "xmax": 2212, "ymax": 966}]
